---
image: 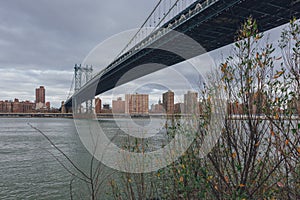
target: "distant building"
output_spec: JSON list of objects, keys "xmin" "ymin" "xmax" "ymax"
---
[
  {"xmin": 228, "ymin": 101, "xmax": 243, "ymax": 115},
  {"xmin": 35, "ymin": 86, "xmax": 48, "ymax": 110},
  {"xmin": 101, "ymin": 103, "xmax": 112, "ymax": 113},
  {"xmin": 0, "ymin": 85, "xmax": 50, "ymax": 113},
  {"xmin": 0, "ymin": 100, "xmax": 12, "ymax": 113},
  {"xmin": 36, "ymin": 86, "xmax": 45, "ymax": 104},
  {"xmin": 163, "ymin": 90, "xmax": 174, "ymax": 114},
  {"xmin": 125, "ymin": 94, "xmax": 149, "ymax": 114},
  {"xmin": 249, "ymin": 91, "xmax": 267, "ymax": 115},
  {"xmin": 12, "ymin": 98, "xmax": 20, "ymax": 113},
  {"xmin": 174, "ymin": 103, "xmax": 184, "ymax": 114},
  {"xmin": 95, "ymin": 98, "xmax": 101, "ymax": 114},
  {"xmin": 288, "ymin": 96, "xmax": 300, "ymax": 115},
  {"xmin": 22, "ymin": 101, "xmax": 35, "ymax": 113},
  {"xmin": 0, "ymin": 99, "xmax": 35, "ymax": 113},
  {"xmin": 150, "ymin": 99, "xmax": 164, "ymax": 113},
  {"xmin": 184, "ymin": 91, "xmax": 198, "ymax": 114},
  {"xmin": 226, "ymin": 91, "xmax": 267, "ymax": 115},
  {"xmin": 103, "ymin": 104, "xmax": 110, "ymax": 110},
  {"xmin": 46, "ymin": 102, "xmax": 50, "ymax": 110},
  {"xmin": 35, "ymin": 102, "xmax": 44, "ymax": 110},
  {"xmin": 112, "ymin": 97, "xmax": 125, "ymax": 113}
]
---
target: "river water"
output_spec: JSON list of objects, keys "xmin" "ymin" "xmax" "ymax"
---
[
  {"xmin": 0, "ymin": 117, "xmax": 172, "ymax": 199},
  {"xmin": 0, "ymin": 118, "xmax": 94, "ymax": 199}
]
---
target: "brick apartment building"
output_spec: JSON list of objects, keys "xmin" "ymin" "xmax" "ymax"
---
[
  {"xmin": 184, "ymin": 91, "xmax": 198, "ymax": 114},
  {"xmin": 95, "ymin": 98, "xmax": 101, "ymax": 114},
  {"xmin": 112, "ymin": 97, "xmax": 125, "ymax": 113},
  {"xmin": 125, "ymin": 94, "xmax": 149, "ymax": 114},
  {"xmin": 36, "ymin": 86, "xmax": 45, "ymax": 104},
  {"xmin": 163, "ymin": 90, "xmax": 174, "ymax": 114},
  {"xmin": 0, "ymin": 99, "xmax": 35, "ymax": 113}
]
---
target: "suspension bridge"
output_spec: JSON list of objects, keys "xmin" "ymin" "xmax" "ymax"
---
[{"xmin": 63, "ymin": 0, "xmax": 300, "ymax": 112}]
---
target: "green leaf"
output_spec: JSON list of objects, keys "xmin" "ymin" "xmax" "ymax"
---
[{"xmin": 236, "ymin": 164, "xmax": 242, "ymax": 171}]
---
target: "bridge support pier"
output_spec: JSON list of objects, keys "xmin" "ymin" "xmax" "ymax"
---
[{"xmin": 85, "ymin": 99, "xmax": 93, "ymax": 114}]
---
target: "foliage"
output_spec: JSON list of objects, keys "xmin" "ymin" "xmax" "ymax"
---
[
  {"xmin": 108, "ymin": 17, "xmax": 300, "ymax": 200},
  {"xmin": 33, "ymin": 18, "xmax": 300, "ymax": 200}
]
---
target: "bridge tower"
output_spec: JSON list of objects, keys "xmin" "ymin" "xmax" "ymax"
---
[
  {"xmin": 74, "ymin": 64, "xmax": 83, "ymax": 92},
  {"xmin": 73, "ymin": 64, "xmax": 93, "ymax": 113},
  {"xmin": 83, "ymin": 65, "xmax": 93, "ymax": 113}
]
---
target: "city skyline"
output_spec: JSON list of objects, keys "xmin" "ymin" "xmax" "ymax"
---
[
  {"xmin": 0, "ymin": 85, "xmax": 50, "ymax": 103},
  {"xmin": 95, "ymin": 90, "xmax": 201, "ymax": 114},
  {"xmin": 0, "ymin": 85, "xmax": 53, "ymax": 113}
]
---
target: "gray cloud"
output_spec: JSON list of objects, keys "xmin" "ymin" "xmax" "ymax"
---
[{"xmin": 0, "ymin": 0, "xmax": 159, "ymax": 107}]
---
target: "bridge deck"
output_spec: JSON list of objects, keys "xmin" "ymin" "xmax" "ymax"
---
[{"xmin": 66, "ymin": 0, "xmax": 300, "ymax": 107}]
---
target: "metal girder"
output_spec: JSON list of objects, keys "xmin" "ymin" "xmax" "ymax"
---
[
  {"xmin": 65, "ymin": 0, "xmax": 300, "ymax": 107},
  {"xmin": 74, "ymin": 64, "xmax": 82, "ymax": 92},
  {"xmin": 235, "ymin": 5, "xmax": 288, "ymax": 21}
]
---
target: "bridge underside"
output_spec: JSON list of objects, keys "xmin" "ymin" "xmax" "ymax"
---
[{"xmin": 66, "ymin": 0, "xmax": 300, "ymax": 107}]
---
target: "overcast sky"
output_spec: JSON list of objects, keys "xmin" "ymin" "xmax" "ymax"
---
[
  {"xmin": 0, "ymin": 0, "xmax": 161, "ymax": 107},
  {"xmin": 0, "ymin": 0, "xmax": 287, "ymax": 108}
]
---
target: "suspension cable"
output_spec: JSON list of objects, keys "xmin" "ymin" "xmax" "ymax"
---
[
  {"xmin": 114, "ymin": 0, "xmax": 163, "ymax": 60},
  {"xmin": 150, "ymin": 0, "xmax": 180, "ymax": 33},
  {"xmin": 112, "ymin": 0, "xmax": 189, "ymax": 66}
]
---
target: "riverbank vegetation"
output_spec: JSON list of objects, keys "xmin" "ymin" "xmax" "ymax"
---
[
  {"xmin": 107, "ymin": 17, "xmax": 300, "ymax": 200},
  {"xmin": 32, "ymin": 17, "xmax": 300, "ymax": 199}
]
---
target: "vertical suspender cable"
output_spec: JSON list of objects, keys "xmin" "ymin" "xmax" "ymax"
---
[
  {"xmin": 153, "ymin": 0, "xmax": 180, "ymax": 31},
  {"xmin": 113, "ymin": 0, "xmax": 163, "ymax": 60}
]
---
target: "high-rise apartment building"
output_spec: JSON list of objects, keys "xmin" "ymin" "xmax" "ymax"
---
[
  {"xmin": 35, "ymin": 86, "xmax": 46, "ymax": 110},
  {"xmin": 112, "ymin": 97, "xmax": 125, "ymax": 113},
  {"xmin": 163, "ymin": 90, "xmax": 174, "ymax": 114},
  {"xmin": 35, "ymin": 86, "xmax": 45, "ymax": 104},
  {"xmin": 95, "ymin": 98, "xmax": 101, "ymax": 114},
  {"xmin": 174, "ymin": 103, "xmax": 184, "ymax": 114},
  {"xmin": 125, "ymin": 94, "xmax": 149, "ymax": 114},
  {"xmin": 184, "ymin": 91, "xmax": 198, "ymax": 114}
]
